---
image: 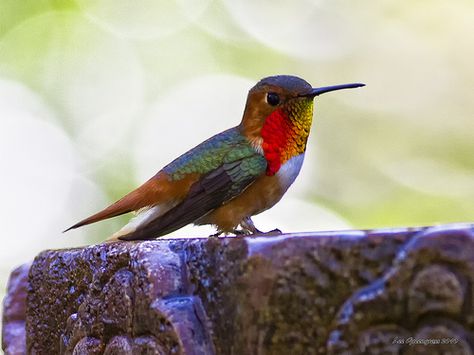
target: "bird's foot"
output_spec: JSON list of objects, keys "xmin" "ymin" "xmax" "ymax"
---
[
  {"xmin": 232, "ymin": 228, "xmax": 252, "ymax": 236},
  {"xmin": 209, "ymin": 231, "xmax": 223, "ymax": 238},
  {"xmin": 240, "ymin": 217, "xmax": 262, "ymax": 235},
  {"xmin": 211, "ymin": 218, "xmax": 283, "ymax": 239},
  {"xmin": 209, "ymin": 229, "xmax": 251, "ymax": 238},
  {"xmin": 264, "ymin": 228, "xmax": 282, "ymax": 235},
  {"xmin": 240, "ymin": 217, "xmax": 283, "ymax": 236}
]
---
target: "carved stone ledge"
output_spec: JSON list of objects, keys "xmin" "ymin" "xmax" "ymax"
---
[{"xmin": 2, "ymin": 224, "xmax": 474, "ymax": 354}]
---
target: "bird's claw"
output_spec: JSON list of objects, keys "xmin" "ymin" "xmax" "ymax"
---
[
  {"xmin": 209, "ymin": 229, "xmax": 251, "ymax": 238},
  {"xmin": 209, "ymin": 224, "xmax": 282, "ymax": 239},
  {"xmin": 232, "ymin": 229, "xmax": 252, "ymax": 236},
  {"xmin": 266, "ymin": 228, "xmax": 282, "ymax": 235}
]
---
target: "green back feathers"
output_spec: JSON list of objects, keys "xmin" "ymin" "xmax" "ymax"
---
[{"xmin": 163, "ymin": 127, "xmax": 266, "ymax": 181}]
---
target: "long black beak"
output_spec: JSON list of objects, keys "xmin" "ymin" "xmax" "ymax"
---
[{"xmin": 301, "ymin": 83, "xmax": 365, "ymax": 97}]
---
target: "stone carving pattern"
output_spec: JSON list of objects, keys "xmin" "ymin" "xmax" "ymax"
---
[{"xmin": 327, "ymin": 225, "xmax": 474, "ymax": 354}]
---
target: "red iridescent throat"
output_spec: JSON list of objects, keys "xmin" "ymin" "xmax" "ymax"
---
[{"xmin": 260, "ymin": 108, "xmax": 294, "ymax": 176}]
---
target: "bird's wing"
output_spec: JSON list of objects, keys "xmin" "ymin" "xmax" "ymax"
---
[{"xmin": 118, "ymin": 152, "xmax": 267, "ymax": 240}]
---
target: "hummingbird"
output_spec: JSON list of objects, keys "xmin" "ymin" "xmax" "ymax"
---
[{"xmin": 65, "ymin": 75, "xmax": 364, "ymax": 241}]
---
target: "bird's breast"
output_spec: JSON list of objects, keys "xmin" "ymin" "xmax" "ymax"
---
[{"xmin": 275, "ymin": 153, "xmax": 305, "ymax": 192}]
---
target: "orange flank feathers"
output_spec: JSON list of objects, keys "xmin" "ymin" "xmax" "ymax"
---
[{"xmin": 64, "ymin": 172, "xmax": 199, "ymax": 232}]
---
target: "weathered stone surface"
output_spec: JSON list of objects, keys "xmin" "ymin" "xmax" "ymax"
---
[
  {"xmin": 2, "ymin": 223, "xmax": 474, "ymax": 354},
  {"xmin": 2, "ymin": 263, "xmax": 30, "ymax": 355}
]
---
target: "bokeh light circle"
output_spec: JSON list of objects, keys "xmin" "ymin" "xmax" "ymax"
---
[
  {"xmin": 0, "ymin": 11, "xmax": 144, "ymax": 163},
  {"xmin": 76, "ymin": 0, "xmax": 212, "ymax": 39},
  {"xmin": 223, "ymin": 0, "xmax": 356, "ymax": 59},
  {"xmin": 0, "ymin": 79, "xmax": 107, "ymax": 264}
]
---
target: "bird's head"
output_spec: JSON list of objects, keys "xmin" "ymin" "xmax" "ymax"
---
[{"xmin": 240, "ymin": 75, "xmax": 364, "ymax": 159}]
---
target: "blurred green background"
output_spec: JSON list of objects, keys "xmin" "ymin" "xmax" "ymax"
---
[{"xmin": 0, "ymin": 0, "xmax": 473, "ymax": 323}]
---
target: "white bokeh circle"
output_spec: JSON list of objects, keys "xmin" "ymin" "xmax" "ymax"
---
[
  {"xmin": 0, "ymin": 11, "xmax": 144, "ymax": 163},
  {"xmin": 0, "ymin": 79, "xmax": 108, "ymax": 265},
  {"xmin": 223, "ymin": 0, "xmax": 357, "ymax": 59},
  {"xmin": 76, "ymin": 0, "xmax": 212, "ymax": 39}
]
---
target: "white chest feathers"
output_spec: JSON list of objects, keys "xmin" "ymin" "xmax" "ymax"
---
[{"xmin": 276, "ymin": 153, "xmax": 305, "ymax": 192}]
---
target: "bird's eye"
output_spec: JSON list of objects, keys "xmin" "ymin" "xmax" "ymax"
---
[{"xmin": 266, "ymin": 92, "xmax": 280, "ymax": 106}]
